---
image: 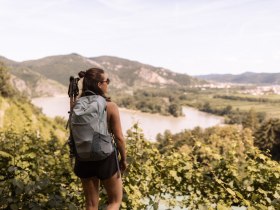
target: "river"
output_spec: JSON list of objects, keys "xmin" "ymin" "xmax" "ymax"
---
[{"xmin": 32, "ymin": 95, "xmax": 224, "ymax": 141}]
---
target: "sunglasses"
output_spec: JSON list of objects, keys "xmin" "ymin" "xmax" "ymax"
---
[{"xmin": 100, "ymin": 78, "xmax": 110, "ymax": 85}]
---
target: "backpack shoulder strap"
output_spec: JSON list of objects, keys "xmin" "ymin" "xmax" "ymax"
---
[
  {"xmin": 84, "ymin": 90, "xmax": 96, "ymax": 95},
  {"xmin": 95, "ymin": 95, "xmax": 109, "ymax": 134},
  {"xmin": 96, "ymin": 95, "xmax": 107, "ymax": 121}
]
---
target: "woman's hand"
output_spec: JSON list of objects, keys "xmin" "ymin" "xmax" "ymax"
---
[{"xmin": 119, "ymin": 158, "xmax": 127, "ymax": 172}]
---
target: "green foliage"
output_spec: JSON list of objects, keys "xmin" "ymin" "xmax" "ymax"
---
[
  {"xmin": 113, "ymin": 88, "xmax": 184, "ymax": 117},
  {"xmin": 0, "ymin": 63, "xmax": 15, "ymax": 97},
  {"xmin": 198, "ymin": 101, "xmax": 266, "ymax": 126},
  {"xmin": 2, "ymin": 96, "xmax": 67, "ymax": 141},
  {"xmin": 214, "ymin": 94, "xmax": 280, "ymax": 104},
  {"xmin": 254, "ymin": 118, "xmax": 280, "ymax": 161},
  {"xmin": 184, "ymin": 88, "xmax": 280, "ymax": 119},
  {"xmin": 123, "ymin": 124, "xmax": 164, "ymax": 209},
  {"xmin": 168, "ymin": 103, "xmax": 182, "ymax": 117},
  {"xmin": 0, "ymin": 118, "xmax": 279, "ymax": 209},
  {"xmin": 0, "ymin": 129, "xmax": 83, "ymax": 209},
  {"xmin": 0, "ymin": 68, "xmax": 68, "ymax": 141},
  {"xmin": 155, "ymin": 125, "xmax": 280, "ymax": 209},
  {"xmin": 242, "ymin": 108, "xmax": 260, "ymax": 131}
]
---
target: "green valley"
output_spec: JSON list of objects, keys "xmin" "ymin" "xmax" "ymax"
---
[{"xmin": 0, "ymin": 61, "xmax": 280, "ymax": 209}]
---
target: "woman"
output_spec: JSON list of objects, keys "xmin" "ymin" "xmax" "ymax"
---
[{"xmin": 74, "ymin": 68, "xmax": 127, "ymax": 210}]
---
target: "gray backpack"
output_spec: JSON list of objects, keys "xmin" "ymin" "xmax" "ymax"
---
[{"xmin": 70, "ymin": 91, "xmax": 114, "ymax": 161}]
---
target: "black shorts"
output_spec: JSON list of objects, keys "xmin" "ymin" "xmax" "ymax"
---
[{"xmin": 74, "ymin": 151, "xmax": 118, "ymax": 180}]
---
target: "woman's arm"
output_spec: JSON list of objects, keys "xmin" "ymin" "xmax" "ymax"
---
[{"xmin": 107, "ymin": 102, "xmax": 127, "ymax": 171}]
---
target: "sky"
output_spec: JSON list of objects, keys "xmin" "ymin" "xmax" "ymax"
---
[{"xmin": 0, "ymin": 0, "xmax": 280, "ymax": 75}]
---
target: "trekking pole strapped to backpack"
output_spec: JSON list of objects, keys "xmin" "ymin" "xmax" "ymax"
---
[
  {"xmin": 66, "ymin": 76, "xmax": 79, "ymax": 129},
  {"xmin": 68, "ymin": 76, "xmax": 79, "ymax": 112}
]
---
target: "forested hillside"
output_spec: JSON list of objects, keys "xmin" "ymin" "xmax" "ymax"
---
[
  {"xmin": 0, "ymin": 62, "xmax": 67, "ymax": 140},
  {"xmin": 0, "ymin": 57, "xmax": 66, "ymax": 98},
  {"xmin": 1, "ymin": 62, "xmax": 280, "ymax": 209}
]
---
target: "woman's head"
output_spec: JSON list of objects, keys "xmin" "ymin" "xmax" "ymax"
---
[{"xmin": 83, "ymin": 68, "xmax": 110, "ymax": 100}]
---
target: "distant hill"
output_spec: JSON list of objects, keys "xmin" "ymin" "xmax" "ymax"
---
[
  {"xmin": 21, "ymin": 53, "xmax": 204, "ymax": 87},
  {"xmin": 1, "ymin": 54, "xmax": 206, "ymax": 94},
  {"xmin": 0, "ymin": 56, "xmax": 66, "ymax": 97},
  {"xmin": 20, "ymin": 53, "xmax": 99, "ymax": 86},
  {"xmin": 91, "ymin": 55, "xmax": 202, "ymax": 88},
  {"xmin": 195, "ymin": 72, "xmax": 280, "ymax": 85}
]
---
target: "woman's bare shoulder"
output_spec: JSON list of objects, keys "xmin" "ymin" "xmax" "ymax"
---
[{"xmin": 107, "ymin": 101, "xmax": 119, "ymax": 112}]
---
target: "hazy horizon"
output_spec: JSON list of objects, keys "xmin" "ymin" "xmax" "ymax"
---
[{"xmin": 1, "ymin": 0, "xmax": 280, "ymax": 75}]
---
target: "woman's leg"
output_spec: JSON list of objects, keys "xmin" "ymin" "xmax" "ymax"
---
[
  {"xmin": 102, "ymin": 173, "xmax": 123, "ymax": 210},
  {"xmin": 81, "ymin": 177, "xmax": 100, "ymax": 210}
]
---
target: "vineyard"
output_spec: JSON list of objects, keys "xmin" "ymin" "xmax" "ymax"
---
[{"xmin": 0, "ymin": 123, "xmax": 279, "ymax": 209}]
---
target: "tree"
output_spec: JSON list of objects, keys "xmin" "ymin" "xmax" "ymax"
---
[
  {"xmin": 254, "ymin": 118, "xmax": 280, "ymax": 161},
  {"xmin": 242, "ymin": 108, "xmax": 259, "ymax": 131},
  {"xmin": 202, "ymin": 102, "xmax": 211, "ymax": 113},
  {"xmin": 222, "ymin": 105, "xmax": 232, "ymax": 115},
  {"xmin": 0, "ymin": 62, "xmax": 15, "ymax": 97},
  {"xmin": 168, "ymin": 103, "xmax": 182, "ymax": 117}
]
